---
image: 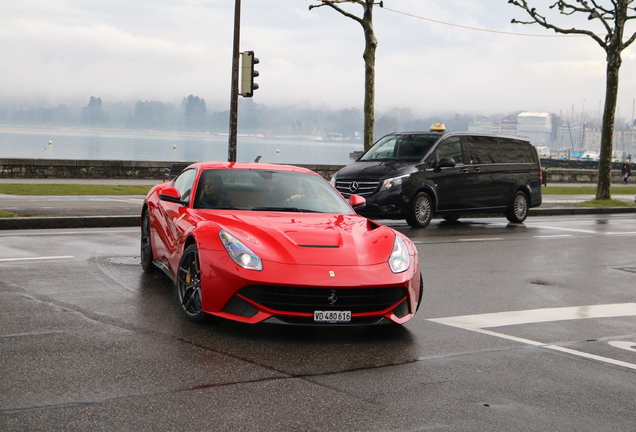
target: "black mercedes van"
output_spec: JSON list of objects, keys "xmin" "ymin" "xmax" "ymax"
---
[{"xmin": 331, "ymin": 127, "xmax": 543, "ymax": 227}]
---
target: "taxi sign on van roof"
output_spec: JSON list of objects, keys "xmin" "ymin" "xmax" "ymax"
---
[{"xmin": 430, "ymin": 123, "xmax": 446, "ymax": 132}]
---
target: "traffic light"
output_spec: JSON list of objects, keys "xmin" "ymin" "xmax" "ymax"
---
[{"xmin": 240, "ymin": 51, "xmax": 259, "ymax": 97}]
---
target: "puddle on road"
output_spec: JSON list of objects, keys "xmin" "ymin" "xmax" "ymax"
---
[{"xmin": 106, "ymin": 256, "xmax": 141, "ymax": 266}]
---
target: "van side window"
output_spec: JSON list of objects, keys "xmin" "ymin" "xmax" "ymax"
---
[
  {"xmin": 463, "ymin": 136, "xmax": 501, "ymax": 164},
  {"xmin": 435, "ymin": 137, "xmax": 463, "ymax": 165},
  {"xmin": 499, "ymin": 139, "xmax": 535, "ymax": 163}
]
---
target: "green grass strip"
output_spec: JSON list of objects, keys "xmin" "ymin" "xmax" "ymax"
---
[
  {"xmin": 0, "ymin": 209, "xmax": 20, "ymax": 217},
  {"xmin": 569, "ymin": 199, "xmax": 636, "ymax": 208},
  {"xmin": 543, "ymin": 186, "xmax": 636, "ymax": 195},
  {"xmin": 0, "ymin": 184, "xmax": 153, "ymax": 196}
]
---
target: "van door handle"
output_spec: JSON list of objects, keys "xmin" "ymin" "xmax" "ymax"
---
[
  {"xmin": 473, "ymin": 167, "xmax": 481, "ymax": 172},
  {"xmin": 461, "ymin": 168, "xmax": 469, "ymax": 173}
]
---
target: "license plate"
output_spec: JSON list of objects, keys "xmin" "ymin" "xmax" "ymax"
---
[{"xmin": 314, "ymin": 311, "xmax": 351, "ymax": 323}]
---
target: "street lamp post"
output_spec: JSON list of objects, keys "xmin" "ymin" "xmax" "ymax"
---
[{"xmin": 228, "ymin": 0, "xmax": 241, "ymax": 162}]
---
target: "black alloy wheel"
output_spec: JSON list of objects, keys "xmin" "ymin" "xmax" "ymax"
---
[{"xmin": 176, "ymin": 244, "xmax": 208, "ymax": 323}]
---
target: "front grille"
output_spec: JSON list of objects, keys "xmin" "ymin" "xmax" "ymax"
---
[
  {"xmin": 335, "ymin": 180, "xmax": 380, "ymax": 197},
  {"xmin": 239, "ymin": 285, "xmax": 406, "ymax": 314}
]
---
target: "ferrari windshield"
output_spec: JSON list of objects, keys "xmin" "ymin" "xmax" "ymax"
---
[
  {"xmin": 194, "ymin": 169, "xmax": 355, "ymax": 214},
  {"xmin": 360, "ymin": 134, "xmax": 439, "ymax": 161}
]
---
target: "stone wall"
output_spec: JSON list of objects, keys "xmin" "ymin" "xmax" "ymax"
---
[
  {"xmin": 0, "ymin": 158, "xmax": 633, "ymax": 183},
  {"xmin": 0, "ymin": 158, "xmax": 344, "ymax": 182}
]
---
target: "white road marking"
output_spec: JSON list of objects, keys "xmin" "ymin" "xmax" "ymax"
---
[
  {"xmin": 609, "ymin": 341, "xmax": 636, "ymax": 353},
  {"xmin": 525, "ymin": 224, "xmax": 599, "ymax": 234},
  {"xmin": 457, "ymin": 237, "xmax": 503, "ymax": 242},
  {"xmin": 527, "ymin": 223, "xmax": 636, "ymax": 236},
  {"xmin": 534, "ymin": 234, "xmax": 573, "ymax": 239},
  {"xmin": 0, "ymin": 255, "xmax": 74, "ymax": 263},
  {"xmin": 429, "ymin": 303, "xmax": 636, "ymax": 371}
]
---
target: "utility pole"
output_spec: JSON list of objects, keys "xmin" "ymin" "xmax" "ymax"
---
[{"xmin": 228, "ymin": 0, "xmax": 241, "ymax": 162}]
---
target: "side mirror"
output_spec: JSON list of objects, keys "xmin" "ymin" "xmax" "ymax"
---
[
  {"xmin": 348, "ymin": 194, "xmax": 366, "ymax": 210},
  {"xmin": 159, "ymin": 187, "xmax": 185, "ymax": 204},
  {"xmin": 438, "ymin": 158, "xmax": 456, "ymax": 168}
]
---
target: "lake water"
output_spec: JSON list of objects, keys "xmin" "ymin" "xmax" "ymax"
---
[{"xmin": 0, "ymin": 128, "xmax": 363, "ymax": 165}]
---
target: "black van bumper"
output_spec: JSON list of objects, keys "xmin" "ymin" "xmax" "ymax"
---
[{"xmin": 356, "ymin": 194, "xmax": 409, "ymax": 220}]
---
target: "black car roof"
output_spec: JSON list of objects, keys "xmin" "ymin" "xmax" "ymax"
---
[{"xmin": 385, "ymin": 131, "xmax": 531, "ymax": 143}]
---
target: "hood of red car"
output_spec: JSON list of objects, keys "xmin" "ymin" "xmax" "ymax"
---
[{"xmin": 195, "ymin": 211, "xmax": 396, "ymax": 266}]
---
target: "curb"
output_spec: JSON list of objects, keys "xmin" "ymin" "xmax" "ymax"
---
[
  {"xmin": 1, "ymin": 208, "xmax": 635, "ymax": 230},
  {"xmin": 528, "ymin": 207, "xmax": 636, "ymax": 216}
]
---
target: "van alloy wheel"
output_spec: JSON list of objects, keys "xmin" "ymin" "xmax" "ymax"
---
[
  {"xmin": 407, "ymin": 192, "xmax": 432, "ymax": 228},
  {"xmin": 506, "ymin": 191, "xmax": 528, "ymax": 223}
]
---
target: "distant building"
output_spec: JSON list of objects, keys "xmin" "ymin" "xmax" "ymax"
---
[
  {"xmin": 500, "ymin": 120, "xmax": 518, "ymax": 135},
  {"xmin": 468, "ymin": 121, "xmax": 493, "ymax": 133},
  {"xmin": 468, "ymin": 119, "xmax": 518, "ymax": 135},
  {"xmin": 517, "ymin": 112, "xmax": 552, "ymax": 147},
  {"xmin": 556, "ymin": 122, "xmax": 583, "ymax": 151}
]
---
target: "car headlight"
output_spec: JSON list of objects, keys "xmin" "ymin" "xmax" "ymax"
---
[
  {"xmin": 219, "ymin": 230, "xmax": 263, "ymax": 271},
  {"xmin": 380, "ymin": 175, "xmax": 408, "ymax": 192},
  {"xmin": 388, "ymin": 235, "xmax": 410, "ymax": 273}
]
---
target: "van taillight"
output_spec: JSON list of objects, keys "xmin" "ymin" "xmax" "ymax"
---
[{"xmin": 539, "ymin": 167, "xmax": 543, "ymax": 184}]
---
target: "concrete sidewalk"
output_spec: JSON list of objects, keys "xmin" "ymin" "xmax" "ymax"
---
[{"xmin": 1, "ymin": 179, "xmax": 635, "ymax": 230}]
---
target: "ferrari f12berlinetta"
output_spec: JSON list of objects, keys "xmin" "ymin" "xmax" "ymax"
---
[{"xmin": 141, "ymin": 162, "xmax": 422, "ymax": 325}]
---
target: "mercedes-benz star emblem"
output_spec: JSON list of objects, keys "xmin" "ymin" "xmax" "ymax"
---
[{"xmin": 348, "ymin": 181, "xmax": 359, "ymax": 193}]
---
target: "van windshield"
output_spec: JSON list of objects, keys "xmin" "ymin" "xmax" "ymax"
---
[{"xmin": 360, "ymin": 134, "xmax": 439, "ymax": 161}]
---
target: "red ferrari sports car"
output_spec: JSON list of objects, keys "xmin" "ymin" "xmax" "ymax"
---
[{"xmin": 141, "ymin": 161, "xmax": 422, "ymax": 325}]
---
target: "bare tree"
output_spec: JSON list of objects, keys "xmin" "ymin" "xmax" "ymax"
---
[
  {"xmin": 508, "ymin": 0, "xmax": 636, "ymax": 200},
  {"xmin": 309, "ymin": 1, "xmax": 383, "ymax": 151}
]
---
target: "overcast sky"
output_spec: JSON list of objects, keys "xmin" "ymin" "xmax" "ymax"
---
[{"xmin": 2, "ymin": 0, "xmax": 636, "ymax": 120}]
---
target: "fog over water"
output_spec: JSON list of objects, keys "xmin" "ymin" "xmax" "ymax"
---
[{"xmin": 0, "ymin": 128, "xmax": 361, "ymax": 165}]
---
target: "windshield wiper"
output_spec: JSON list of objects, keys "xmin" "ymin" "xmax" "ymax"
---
[
  {"xmin": 251, "ymin": 206, "xmax": 303, "ymax": 212},
  {"xmin": 250, "ymin": 206, "xmax": 322, "ymax": 213}
]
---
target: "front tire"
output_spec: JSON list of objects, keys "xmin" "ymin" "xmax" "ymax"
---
[
  {"xmin": 140, "ymin": 211, "xmax": 155, "ymax": 273},
  {"xmin": 406, "ymin": 192, "xmax": 433, "ymax": 228},
  {"xmin": 506, "ymin": 191, "xmax": 529, "ymax": 223},
  {"xmin": 176, "ymin": 244, "xmax": 208, "ymax": 323}
]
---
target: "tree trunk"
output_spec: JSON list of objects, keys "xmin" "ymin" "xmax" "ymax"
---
[
  {"xmin": 596, "ymin": 50, "xmax": 622, "ymax": 200},
  {"xmin": 363, "ymin": 37, "xmax": 376, "ymax": 152},
  {"xmin": 362, "ymin": 5, "xmax": 378, "ymax": 152}
]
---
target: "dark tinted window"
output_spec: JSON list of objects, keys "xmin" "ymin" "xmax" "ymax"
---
[
  {"xmin": 361, "ymin": 134, "xmax": 438, "ymax": 161},
  {"xmin": 435, "ymin": 137, "xmax": 463, "ymax": 164},
  {"xmin": 499, "ymin": 139, "xmax": 536, "ymax": 163},
  {"xmin": 463, "ymin": 136, "xmax": 502, "ymax": 164}
]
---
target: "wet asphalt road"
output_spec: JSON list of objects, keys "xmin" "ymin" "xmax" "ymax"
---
[{"xmin": 2, "ymin": 214, "xmax": 636, "ymax": 431}]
